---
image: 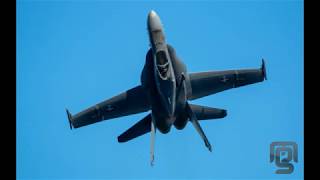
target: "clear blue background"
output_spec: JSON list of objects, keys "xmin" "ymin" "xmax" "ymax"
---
[{"xmin": 17, "ymin": 0, "xmax": 304, "ymax": 179}]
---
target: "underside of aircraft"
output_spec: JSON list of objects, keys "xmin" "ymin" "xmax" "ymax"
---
[{"xmin": 66, "ymin": 10, "xmax": 267, "ymax": 165}]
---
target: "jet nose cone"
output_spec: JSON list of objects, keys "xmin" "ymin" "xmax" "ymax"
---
[
  {"xmin": 148, "ymin": 10, "xmax": 157, "ymax": 18},
  {"xmin": 147, "ymin": 10, "xmax": 162, "ymax": 31}
]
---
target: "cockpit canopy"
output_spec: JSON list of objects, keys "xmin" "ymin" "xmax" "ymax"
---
[
  {"xmin": 158, "ymin": 63, "xmax": 169, "ymax": 78},
  {"xmin": 156, "ymin": 51, "xmax": 169, "ymax": 79}
]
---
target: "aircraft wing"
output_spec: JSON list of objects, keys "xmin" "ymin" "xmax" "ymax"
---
[
  {"xmin": 66, "ymin": 85, "xmax": 150, "ymax": 129},
  {"xmin": 188, "ymin": 60, "xmax": 267, "ymax": 100}
]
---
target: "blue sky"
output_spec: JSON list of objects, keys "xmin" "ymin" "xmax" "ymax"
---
[{"xmin": 17, "ymin": 1, "xmax": 303, "ymax": 179}]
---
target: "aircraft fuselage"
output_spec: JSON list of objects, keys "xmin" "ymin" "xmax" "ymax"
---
[
  {"xmin": 141, "ymin": 11, "xmax": 190, "ymax": 133},
  {"xmin": 66, "ymin": 10, "xmax": 267, "ymax": 164}
]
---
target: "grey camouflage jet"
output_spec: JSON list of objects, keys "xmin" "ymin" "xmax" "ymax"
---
[{"xmin": 66, "ymin": 10, "xmax": 267, "ymax": 165}]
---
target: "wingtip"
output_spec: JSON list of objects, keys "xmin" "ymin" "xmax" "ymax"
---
[
  {"xmin": 261, "ymin": 58, "xmax": 267, "ymax": 80},
  {"xmin": 66, "ymin": 108, "xmax": 73, "ymax": 130},
  {"xmin": 221, "ymin": 109, "xmax": 227, "ymax": 118},
  {"xmin": 117, "ymin": 136, "xmax": 126, "ymax": 143}
]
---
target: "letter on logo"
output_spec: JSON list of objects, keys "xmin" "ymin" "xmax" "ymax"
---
[{"xmin": 270, "ymin": 141, "xmax": 298, "ymax": 174}]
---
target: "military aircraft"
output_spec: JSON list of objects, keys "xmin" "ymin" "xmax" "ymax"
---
[{"xmin": 66, "ymin": 10, "xmax": 267, "ymax": 165}]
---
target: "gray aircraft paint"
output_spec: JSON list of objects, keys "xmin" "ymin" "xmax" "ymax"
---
[{"xmin": 66, "ymin": 10, "xmax": 267, "ymax": 165}]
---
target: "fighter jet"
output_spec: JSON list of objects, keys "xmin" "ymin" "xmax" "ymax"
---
[{"xmin": 66, "ymin": 10, "xmax": 267, "ymax": 165}]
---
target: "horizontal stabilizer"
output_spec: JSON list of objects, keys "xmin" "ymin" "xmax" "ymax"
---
[
  {"xmin": 189, "ymin": 104, "xmax": 227, "ymax": 120},
  {"xmin": 118, "ymin": 114, "xmax": 152, "ymax": 143}
]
